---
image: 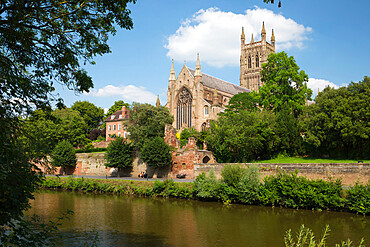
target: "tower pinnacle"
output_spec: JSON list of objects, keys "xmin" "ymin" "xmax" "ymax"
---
[
  {"xmin": 241, "ymin": 27, "xmax": 245, "ymax": 39},
  {"xmin": 271, "ymin": 29, "xmax": 275, "ymax": 45},
  {"xmin": 195, "ymin": 53, "xmax": 202, "ymax": 77},
  {"xmin": 169, "ymin": 59, "xmax": 176, "ymax": 81},
  {"xmin": 156, "ymin": 95, "xmax": 160, "ymax": 108},
  {"xmin": 251, "ymin": 33, "xmax": 254, "ymax": 43},
  {"xmin": 262, "ymin": 21, "xmax": 266, "ymax": 34}
]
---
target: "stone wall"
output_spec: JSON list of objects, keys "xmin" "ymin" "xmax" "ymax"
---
[
  {"xmin": 41, "ymin": 152, "xmax": 171, "ymax": 178},
  {"xmin": 194, "ymin": 163, "xmax": 370, "ymax": 186}
]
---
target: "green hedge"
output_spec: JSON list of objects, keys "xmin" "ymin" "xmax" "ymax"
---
[
  {"xmin": 75, "ymin": 147, "xmax": 107, "ymax": 153},
  {"xmin": 40, "ymin": 169, "xmax": 370, "ymax": 215}
]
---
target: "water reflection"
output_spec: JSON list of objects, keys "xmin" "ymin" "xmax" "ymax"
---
[{"xmin": 28, "ymin": 190, "xmax": 369, "ymax": 247}]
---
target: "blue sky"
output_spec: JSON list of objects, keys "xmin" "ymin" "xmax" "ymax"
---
[{"xmin": 55, "ymin": 0, "xmax": 370, "ymax": 111}]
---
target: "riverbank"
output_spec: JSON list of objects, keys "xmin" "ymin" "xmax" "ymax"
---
[{"xmin": 41, "ymin": 166, "xmax": 369, "ymax": 216}]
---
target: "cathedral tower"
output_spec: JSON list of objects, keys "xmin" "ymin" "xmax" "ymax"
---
[{"xmin": 240, "ymin": 22, "xmax": 275, "ymax": 91}]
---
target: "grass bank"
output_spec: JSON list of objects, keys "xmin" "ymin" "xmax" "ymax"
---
[{"xmin": 40, "ymin": 167, "xmax": 369, "ymax": 216}]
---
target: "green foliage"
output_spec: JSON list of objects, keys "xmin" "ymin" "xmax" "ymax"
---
[
  {"xmin": 0, "ymin": 118, "xmax": 42, "ymax": 225},
  {"xmin": 180, "ymin": 127, "xmax": 204, "ymax": 148},
  {"xmin": 220, "ymin": 165, "xmax": 261, "ymax": 203},
  {"xmin": 284, "ymin": 225, "xmax": 365, "ymax": 247},
  {"xmin": 0, "ymin": 0, "xmax": 136, "ymax": 228},
  {"xmin": 128, "ymin": 103, "xmax": 173, "ymax": 150},
  {"xmin": 225, "ymin": 91, "xmax": 260, "ymax": 113},
  {"xmin": 71, "ymin": 101, "xmax": 105, "ymax": 131},
  {"xmin": 260, "ymin": 171, "xmax": 345, "ymax": 210},
  {"xmin": 274, "ymin": 106, "xmax": 305, "ymax": 156},
  {"xmin": 22, "ymin": 108, "xmax": 89, "ymax": 155},
  {"xmin": 303, "ymin": 77, "xmax": 370, "ymax": 159},
  {"xmin": 51, "ymin": 140, "xmax": 77, "ymax": 168},
  {"xmin": 206, "ymin": 110, "xmax": 277, "ymax": 162},
  {"xmin": 260, "ymin": 51, "xmax": 312, "ymax": 118},
  {"xmin": 194, "ymin": 171, "xmax": 220, "ymax": 200},
  {"xmin": 140, "ymin": 137, "xmax": 172, "ymax": 167},
  {"xmin": 105, "ymin": 137, "xmax": 133, "ymax": 168},
  {"xmin": 345, "ymin": 182, "xmax": 370, "ymax": 215}
]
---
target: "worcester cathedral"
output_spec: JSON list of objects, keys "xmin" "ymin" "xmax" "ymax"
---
[{"xmin": 166, "ymin": 22, "xmax": 275, "ymax": 131}]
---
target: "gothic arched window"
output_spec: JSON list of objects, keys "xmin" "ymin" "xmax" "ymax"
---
[
  {"xmin": 248, "ymin": 55, "xmax": 251, "ymax": 68},
  {"xmin": 201, "ymin": 122, "xmax": 207, "ymax": 131},
  {"xmin": 204, "ymin": 106, "xmax": 209, "ymax": 115},
  {"xmin": 256, "ymin": 54, "xmax": 259, "ymax": 67},
  {"xmin": 176, "ymin": 87, "xmax": 192, "ymax": 129}
]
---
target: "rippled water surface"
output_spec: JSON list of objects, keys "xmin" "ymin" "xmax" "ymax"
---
[{"xmin": 27, "ymin": 190, "xmax": 369, "ymax": 247}]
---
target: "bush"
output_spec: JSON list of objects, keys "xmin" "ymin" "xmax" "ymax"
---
[
  {"xmin": 345, "ymin": 182, "xmax": 370, "ymax": 215},
  {"xmin": 194, "ymin": 170, "xmax": 220, "ymax": 200},
  {"xmin": 105, "ymin": 137, "xmax": 133, "ymax": 168},
  {"xmin": 140, "ymin": 137, "xmax": 172, "ymax": 167},
  {"xmin": 221, "ymin": 164, "xmax": 245, "ymax": 188},
  {"xmin": 261, "ymin": 170, "xmax": 344, "ymax": 210},
  {"xmin": 50, "ymin": 140, "xmax": 77, "ymax": 167},
  {"xmin": 236, "ymin": 165, "xmax": 261, "ymax": 204}
]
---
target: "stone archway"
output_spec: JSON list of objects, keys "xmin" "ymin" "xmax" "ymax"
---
[{"xmin": 203, "ymin": 156, "xmax": 210, "ymax": 163}]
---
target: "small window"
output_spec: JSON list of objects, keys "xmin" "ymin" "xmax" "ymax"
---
[
  {"xmin": 124, "ymin": 132, "xmax": 128, "ymax": 138},
  {"xmin": 204, "ymin": 106, "xmax": 209, "ymax": 115},
  {"xmin": 118, "ymin": 124, "xmax": 121, "ymax": 130},
  {"xmin": 108, "ymin": 125, "xmax": 111, "ymax": 131},
  {"xmin": 111, "ymin": 115, "xmax": 115, "ymax": 120},
  {"xmin": 118, "ymin": 132, "xmax": 121, "ymax": 137},
  {"xmin": 119, "ymin": 114, "xmax": 122, "ymax": 119},
  {"xmin": 113, "ymin": 125, "xmax": 116, "ymax": 131}
]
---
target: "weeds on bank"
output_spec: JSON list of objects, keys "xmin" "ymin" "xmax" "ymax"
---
[
  {"xmin": 41, "ymin": 166, "xmax": 370, "ymax": 215},
  {"xmin": 284, "ymin": 225, "xmax": 365, "ymax": 247}
]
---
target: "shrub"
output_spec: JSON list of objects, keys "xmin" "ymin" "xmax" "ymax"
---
[
  {"xmin": 105, "ymin": 137, "xmax": 133, "ymax": 168},
  {"xmin": 50, "ymin": 140, "xmax": 77, "ymax": 167},
  {"xmin": 345, "ymin": 182, "xmax": 370, "ymax": 215},
  {"xmin": 236, "ymin": 165, "xmax": 261, "ymax": 204},
  {"xmin": 221, "ymin": 164, "xmax": 246, "ymax": 188},
  {"xmin": 140, "ymin": 137, "xmax": 172, "ymax": 167},
  {"xmin": 194, "ymin": 170, "xmax": 220, "ymax": 200},
  {"xmin": 261, "ymin": 170, "xmax": 344, "ymax": 210}
]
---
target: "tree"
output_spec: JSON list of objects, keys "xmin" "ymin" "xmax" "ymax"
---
[
  {"xmin": 51, "ymin": 140, "xmax": 77, "ymax": 168},
  {"xmin": 303, "ymin": 77, "xmax": 370, "ymax": 158},
  {"xmin": 225, "ymin": 91, "xmax": 260, "ymax": 113},
  {"xmin": 128, "ymin": 103, "xmax": 174, "ymax": 150},
  {"xmin": 180, "ymin": 127, "xmax": 204, "ymax": 148},
  {"xmin": 205, "ymin": 110, "xmax": 277, "ymax": 163},
  {"xmin": 141, "ymin": 137, "xmax": 172, "ymax": 168},
  {"xmin": 22, "ymin": 108, "xmax": 89, "ymax": 156},
  {"xmin": 71, "ymin": 101, "xmax": 104, "ymax": 132},
  {"xmin": 105, "ymin": 137, "xmax": 133, "ymax": 169},
  {"xmin": 260, "ymin": 52, "xmax": 312, "ymax": 118},
  {"xmin": 0, "ymin": 0, "xmax": 136, "ymax": 225}
]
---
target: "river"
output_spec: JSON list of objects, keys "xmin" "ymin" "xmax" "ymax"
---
[{"xmin": 27, "ymin": 190, "xmax": 369, "ymax": 247}]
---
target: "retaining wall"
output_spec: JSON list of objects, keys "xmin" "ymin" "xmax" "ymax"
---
[{"xmin": 194, "ymin": 163, "xmax": 370, "ymax": 186}]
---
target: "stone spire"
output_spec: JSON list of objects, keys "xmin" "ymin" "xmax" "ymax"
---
[
  {"xmin": 169, "ymin": 59, "xmax": 176, "ymax": 81},
  {"xmin": 156, "ymin": 95, "xmax": 160, "ymax": 107},
  {"xmin": 251, "ymin": 33, "xmax": 254, "ymax": 43},
  {"xmin": 194, "ymin": 53, "xmax": 202, "ymax": 77},
  {"xmin": 271, "ymin": 29, "xmax": 275, "ymax": 45},
  {"xmin": 261, "ymin": 21, "xmax": 266, "ymax": 41},
  {"xmin": 241, "ymin": 27, "xmax": 245, "ymax": 43}
]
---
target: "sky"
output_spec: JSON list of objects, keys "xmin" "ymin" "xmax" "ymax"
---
[{"xmin": 54, "ymin": 0, "xmax": 370, "ymax": 112}]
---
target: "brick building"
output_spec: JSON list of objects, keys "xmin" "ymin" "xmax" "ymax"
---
[{"xmin": 105, "ymin": 106, "xmax": 130, "ymax": 141}]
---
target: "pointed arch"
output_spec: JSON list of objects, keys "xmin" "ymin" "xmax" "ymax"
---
[
  {"xmin": 248, "ymin": 55, "xmax": 252, "ymax": 68},
  {"xmin": 176, "ymin": 87, "xmax": 193, "ymax": 130},
  {"xmin": 256, "ymin": 53, "xmax": 260, "ymax": 67}
]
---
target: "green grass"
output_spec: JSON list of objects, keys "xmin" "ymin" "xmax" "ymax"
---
[{"xmin": 254, "ymin": 156, "xmax": 370, "ymax": 164}]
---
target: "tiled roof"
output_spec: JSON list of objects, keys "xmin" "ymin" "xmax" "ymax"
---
[
  {"xmin": 188, "ymin": 68, "xmax": 250, "ymax": 95},
  {"xmin": 104, "ymin": 110, "xmax": 129, "ymax": 122}
]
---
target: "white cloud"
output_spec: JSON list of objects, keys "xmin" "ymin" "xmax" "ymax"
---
[
  {"xmin": 307, "ymin": 78, "xmax": 339, "ymax": 97},
  {"xmin": 165, "ymin": 7, "xmax": 312, "ymax": 67},
  {"xmin": 88, "ymin": 85, "xmax": 157, "ymax": 104}
]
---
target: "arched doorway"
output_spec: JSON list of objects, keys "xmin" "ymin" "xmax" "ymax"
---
[
  {"xmin": 176, "ymin": 87, "xmax": 192, "ymax": 129},
  {"xmin": 203, "ymin": 156, "xmax": 210, "ymax": 163}
]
